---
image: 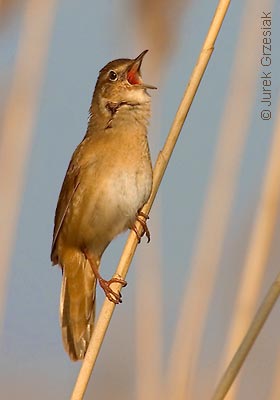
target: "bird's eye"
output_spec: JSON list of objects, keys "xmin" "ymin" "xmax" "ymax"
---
[{"xmin": 109, "ymin": 70, "xmax": 118, "ymax": 81}]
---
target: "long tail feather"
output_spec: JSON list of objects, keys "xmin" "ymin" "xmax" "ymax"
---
[{"xmin": 60, "ymin": 252, "xmax": 96, "ymax": 361}]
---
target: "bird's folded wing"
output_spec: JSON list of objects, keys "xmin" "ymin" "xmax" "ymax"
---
[{"xmin": 50, "ymin": 158, "xmax": 80, "ymax": 264}]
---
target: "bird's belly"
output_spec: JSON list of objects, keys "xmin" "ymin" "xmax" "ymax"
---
[
  {"xmin": 79, "ymin": 165, "xmax": 152, "ymax": 256},
  {"xmin": 98, "ymin": 167, "xmax": 152, "ymax": 225},
  {"xmin": 107, "ymin": 169, "xmax": 151, "ymax": 218}
]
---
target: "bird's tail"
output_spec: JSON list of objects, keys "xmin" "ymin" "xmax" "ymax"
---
[{"xmin": 60, "ymin": 250, "xmax": 96, "ymax": 361}]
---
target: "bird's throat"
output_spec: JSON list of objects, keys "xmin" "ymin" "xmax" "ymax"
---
[
  {"xmin": 86, "ymin": 96, "xmax": 150, "ymax": 135},
  {"xmin": 104, "ymin": 100, "xmax": 150, "ymax": 130}
]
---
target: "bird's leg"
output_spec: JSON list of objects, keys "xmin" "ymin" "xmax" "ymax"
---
[
  {"xmin": 84, "ymin": 250, "xmax": 127, "ymax": 304},
  {"xmin": 132, "ymin": 211, "xmax": 151, "ymax": 243}
]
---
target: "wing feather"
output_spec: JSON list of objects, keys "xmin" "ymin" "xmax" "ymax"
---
[
  {"xmin": 50, "ymin": 136, "xmax": 96, "ymax": 264},
  {"xmin": 51, "ymin": 156, "xmax": 81, "ymax": 264}
]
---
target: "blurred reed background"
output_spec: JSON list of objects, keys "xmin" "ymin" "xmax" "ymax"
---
[{"xmin": 1, "ymin": 0, "xmax": 280, "ymax": 399}]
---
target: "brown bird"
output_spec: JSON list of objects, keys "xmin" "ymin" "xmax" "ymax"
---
[{"xmin": 51, "ymin": 50, "xmax": 156, "ymax": 361}]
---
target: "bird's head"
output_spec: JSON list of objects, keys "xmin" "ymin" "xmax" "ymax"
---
[{"xmin": 94, "ymin": 50, "xmax": 157, "ymax": 107}]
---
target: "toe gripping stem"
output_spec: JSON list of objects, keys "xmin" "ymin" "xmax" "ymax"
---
[
  {"xmin": 132, "ymin": 211, "xmax": 151, "ymax": 243},
  {"xmin": 84, "ymin": 250, "xmax": 127, "ymax": 304}
]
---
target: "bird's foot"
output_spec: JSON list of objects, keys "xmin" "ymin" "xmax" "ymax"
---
[
  {"xmin": 132, "ymin": 211, "xmax": 150, "ymax": 243},
  {"xmin": 84, "ymin": 249, "xmax": 127, "ymax": 304},
  {"xmin": 99, "ymin": 276, "xmax": 127, "ymax": 304}
]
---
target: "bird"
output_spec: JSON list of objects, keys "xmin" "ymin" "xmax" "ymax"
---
[{"xmin": 51, "ymin": 50, "xmax": 156, "ymax": 361}]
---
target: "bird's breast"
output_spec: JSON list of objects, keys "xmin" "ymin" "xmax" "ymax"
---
[
  {"xmin": 74, "ymin": 132, "xmax": 153, "ymax": 256},
  {"xmin": 105, "ymin": 162, "xmax": 152, "ymax": 218},
  {"xmin": 98, "ymin": 127, "xmax": 152, "ymax": 218}
]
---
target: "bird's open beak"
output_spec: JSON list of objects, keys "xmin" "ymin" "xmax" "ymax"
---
[{"xmin": 127, "ymin": 50, "xmax": 157, "ymax": 90}]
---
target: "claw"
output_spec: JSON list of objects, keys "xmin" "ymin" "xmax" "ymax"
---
[
  {"xmin": 99, "ymin": 277, "xmax": 127, "ymax": 304},
  {"xmin": 132, "ymin": 211, "xmax": 151, "ymax": 243},
  {"xmin": 83, "ymin": 250, "xmax": 127, "ymax": 304},
  {"xmin": 132, "ymin": 226, "xmax": 142, "ymax": 243}
]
